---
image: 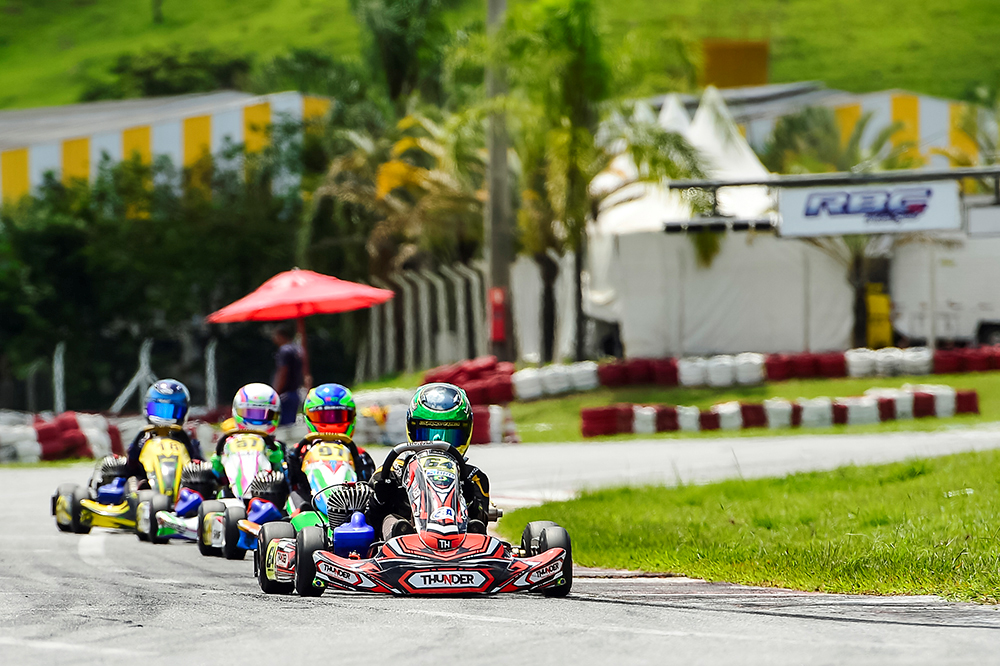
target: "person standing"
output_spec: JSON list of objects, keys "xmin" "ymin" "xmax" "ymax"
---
[{"xmin": 271, "ymin": 323, "xmax": 304, "ymax": 441}]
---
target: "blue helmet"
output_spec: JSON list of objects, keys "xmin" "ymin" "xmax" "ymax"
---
[{"xmin": 145, "ymin": 379, "xmax": 191, "ymax": 426}]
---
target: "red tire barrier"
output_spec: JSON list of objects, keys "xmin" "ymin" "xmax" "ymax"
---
[
  {"xmin": 496, "ymin": 362, "xmax": 515, "ymax": 376},
  {"xmin": 956, "ymin": 390, "xmax": 980, "ymax": 414},
  {"xmin": 485, "ymin": 376, "xmax": 515, "ymax": 404},
  {"xmin": 597, "ymin": 362, "xmax": 627, "ymax": 387},
  {"xmin": 624, "ymin": 359, "xmax": 654, "ymax": 385},
  {"xmin": 960, "ymin": 349, "xmax": 991, "ymax": 372},
  {"xmin": 933, "ymin": 350, "xmax": 961, "ymax": 374},
  {"xmin": 109, "ymin": 424, "xmax": 124, "ymax": 456},
  {"xmin": 655, "ymin": 405, "xmax": 678, "ymax": 431},
  {"xmin": 699, "ymin": 410, "xmax": 720, "ymax": 431},
  {"xmin": 832, "ymin": 402, "xmax": 848, "ymax": 425},
  {"xmin": 877, "ymin": 397, "xmax": 896, "ymax": 421},
  {"xmin": 913, "ymin": 392, "xmax": 936, "ymax": 418},
  {"xmin": 581, "ymin": 406, "xmax": 621, "ymax": 437},
  {"xmin": 791, "ymin": 403, "xmax": 802, "ymax": 427},
  {"xmin": 652, "ymin": 358, "xmax": 678, "ymax": 386},
  {"xmin": 462, "ymin": 380, "xmax": 490, "ymax": 406},
  {"xmin": 740, "ymin": 403, "xmax": 767, "ymax": 428},
  {"xmin": 817, "ymin": 353, "xmax": 846, "ymax": 378},
  {"xmin": 470, "ymin": 406, "xmax": 491, "ymax": 445},
  {"xmin": 765, "ymin": 355, "xmax": 792, "ymax": 382},
  {"xmin": 790, "ymin": 353, "xmax": 819, "ymax": 379}
]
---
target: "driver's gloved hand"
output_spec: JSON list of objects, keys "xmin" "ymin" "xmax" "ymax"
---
[{"xmin": 371, "ymin": 477, "xmax": 395, "ymax": 503}]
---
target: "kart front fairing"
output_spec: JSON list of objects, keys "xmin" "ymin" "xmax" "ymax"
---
[
  {"xmin": 270, "ymin": 533, "xmax": 569, "ymax": 595},
  {"xmin": 302, "ymin": 443, "xmax": 358, "ymax": 515},
  {"xmin": 221, "ymin": 433, "xmax": 271, "ymax": 499}
]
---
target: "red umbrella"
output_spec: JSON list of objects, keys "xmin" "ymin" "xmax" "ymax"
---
[{"xmin": 206, "ymin": 268, "xmax": 394, "ymax": 387}]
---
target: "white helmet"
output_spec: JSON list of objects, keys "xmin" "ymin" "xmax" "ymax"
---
[{"xmin": 232, "ymin": 383, "xmax": 281, "ymax": 435}]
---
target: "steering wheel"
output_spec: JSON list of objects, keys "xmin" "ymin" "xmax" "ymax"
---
[{"xmin": 379, "ymin": 441, "xmax": 469, "ymax": 481}]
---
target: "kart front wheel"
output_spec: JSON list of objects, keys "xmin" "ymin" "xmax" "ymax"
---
[
  {"xmin": 133, "ymin": 490, "xmax": 154, "ymax": 541},
  {"xmin": 294, "ymin": 525, "xmax": 325, "ymax": 597},
  {"xmin": 257, "ymin": 521, "xmax": 295, "ymax": 595},
  {"xmin": 520, "ymin": 520, "xmax": 558, "ymax": 556},
  {"xmin": 538, "ymin": 526, "xmax": 572, "ymax": 598},
  {"xmin": 222, "ymin": 505, "xmax": 247, "ymax": 560},
  {"xmin": 54, "ymin": 483, "xmax": 77, "ymax": 533},
  {"xmin": 147, "ymin": 494, "xmax": 171, "ymax": 545},
  {"xmin": 198, "ymin": 500, "xmax": 226, "ymax": 557},
  {"xmin": 69, "ymin": 485, "xmax": 92, "ymax": 535}
]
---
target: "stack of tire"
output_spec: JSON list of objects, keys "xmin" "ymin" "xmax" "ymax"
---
[
  {"xmin": 424, "ymin": 356, "xmax": 515, "ymax": 405},
  {"xmin": 512, "ymin": 362, "xmax": 599, "ymax": 401},
  {"xmin": 579, "ymin": 385, "xmax": 980, "ymax": 437},
  {"xmin": 32, "ymin": 412, "xmax": 123, "ymax": 461},
  {"xmin": 0, "ymin": 411, "xmax": 41, "ymax": 463}
]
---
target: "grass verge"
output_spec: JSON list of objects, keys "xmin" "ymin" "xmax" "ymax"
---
[
  {"xmin": 498, "ymin": 450, "xmax": 1000, "ymax": 602},
  {"xmin": 509, "ymin": 371, "xmax": 1000, "ymax": 443}
]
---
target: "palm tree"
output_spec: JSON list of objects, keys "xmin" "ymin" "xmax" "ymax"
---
[{"xmin": 760, "ymin": 106, "xmax": 925, "ymax": 346}]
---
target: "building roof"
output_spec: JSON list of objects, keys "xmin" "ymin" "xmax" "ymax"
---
[
  {"xmin": 647, "ymin": 82, "xmax": 853, "ymax": 125},
  {"xmin": 0, "ymin": 91, "xmax": 258, "ymax": 152}
]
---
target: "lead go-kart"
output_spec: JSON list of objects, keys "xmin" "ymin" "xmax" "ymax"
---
[{"xmin": 258, "ymin": 441, "xmax": 572, "ymax": 597}]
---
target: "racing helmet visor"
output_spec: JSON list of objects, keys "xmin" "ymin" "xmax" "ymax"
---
[
  {"xmin": 306, "ymin": 406, "xmax": 355, "ymax": 425},
  {"xmin": 409, "ymin": 425, "xmax": 467, "ymax": 447},
  {"xmin": 147, "ymin": 401, "xmax": 186, "ymax": 422},
  {"xmin": 238, "ymin": 407, "xmax": 278, "ymax": 425}
]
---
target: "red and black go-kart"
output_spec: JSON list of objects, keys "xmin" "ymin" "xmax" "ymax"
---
[{"xmin": 260, "ymin": 441, "xmax": 572, "ymax": 597}]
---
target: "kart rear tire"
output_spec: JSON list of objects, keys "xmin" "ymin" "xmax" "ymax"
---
[
  {"xmin": 538, "ymin": 526, "xmax": 572, "ymax": 598},
  {"xmin": 198, "ymin": 500, "xmax": 226, "ymax": 557},
  {"xmin": 222, "ymin": 505, "xmax": 248, "ymax": 560},
  {"xmin": 54, "ymin": 483, "xmax": 77, "ymax": 532},
  {"xmin": 257, "ymin": 521, "xmax": 296, "ymax": 595},
  {"xmin": 148, "ymin": 494, "xmax": 171, "ymax": 545},
  {"xmin": 70, "ymin": 485, "xmax": 91, "ymax": 535},
  {"xmin": 520, "ymin": 520, "xmax": 559, "ymax": 556},
  {"xmin": 294, "ymin": 525, "xmax": 325, "ymax": 597}
]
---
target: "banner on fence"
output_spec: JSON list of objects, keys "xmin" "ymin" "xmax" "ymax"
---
[{"xmin": 779, "ymin": 181, "xmax": 961, "ymax": 237}]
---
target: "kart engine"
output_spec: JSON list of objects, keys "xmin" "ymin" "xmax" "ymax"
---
[{"xmin": 325, "ymin": 484, "xmax": 374, "ymax": 528}]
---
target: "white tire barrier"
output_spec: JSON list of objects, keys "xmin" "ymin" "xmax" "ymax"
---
[
  {"xmin": 706, "ymin": 356, "xmax": 735, "ymax": 388},
  {"xmin": 677, "ymin": 406, "xmax": 701, "ymax": 432},
  {"xmin": 678, "ymin": 358, "xmax": 707, "ymax": 387},
  {"xmin": 632, "ymin": 405, "xmax": 657, "ymax": 435},
  {"xmin": 845, "ymin": 348, "xmax": 876, "ymax": 378},
  {"xmin": 539, "ymin": 365, "xmax": 572, "ymax": 396},
  {"xmin": 905, "ymin": 384, "xmax": 957, "ymax": 418},
  {"xmin": 568, "ymin": 361, "xmax": 600, "ymax": 392},
  {"xmin": 874, "ymin": 348, "xmax": 903, "ymax": 377},
  {"xmin": 735, "ymin": 353, "xmax": 765, "ymax": 386},
  {"xmin": 799, "ymin": 397, "xmax": 833, "ymax": 428},
  {"xmin": 837, "ymin": 396, "xmax": 880, "ymax": 425},
  {"xmin": 512, "ymin": 368, "xmax": 544, "ymax": 401},
  {"xmin": 714, "ymin": 401, "xmax": 742, "ymax": 430},
  {"xmin": 764, "ymin": 398, "xmax": 793, "ymax": 429}
]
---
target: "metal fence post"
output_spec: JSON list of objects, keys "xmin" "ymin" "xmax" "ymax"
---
[
  {"xmin": 440, "ymin": 265, "xmax": 469, "ymax": 361},
  {"xmin": 392, "ymin": 273, "xmax": 416, "ymax": 375},
  {"xmin": 53, "ymin": 343, "xmax": 66, "ymax": 414},
  {"xmin": 372, "ymin": 277, "xmax": 397, "ymax": 375},
  {"xmin": 205, "ymin": 338, "xmax": 218, "ymax": 410},
  {"xmin": 456, "ymin": 263, "xmax": 486, "ymax": 358}
]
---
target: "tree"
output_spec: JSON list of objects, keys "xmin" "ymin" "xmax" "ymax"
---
[{"xmin": 759, "ymin": 106, "xmax": 925, "ymax": 346}]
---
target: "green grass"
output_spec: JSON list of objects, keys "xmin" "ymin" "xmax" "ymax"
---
[
  {"xmin": 2, "ymin": 0, "xmax": 999, "ymax": 110},
  {"xmin": 510, "ymin": 371, "xmax": 1000, "ymax": 443},
  {"xmin": 498, "ymin": 450, "xmax": 1000, "ymax": 602},
  {"xmin": 0, "ymin": 0, "xmax": 362, "ymax": 109}
]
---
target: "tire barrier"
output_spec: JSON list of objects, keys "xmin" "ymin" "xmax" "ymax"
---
[
  {"xmin": 423, "ymin": 356, "xmax": 516, "ymax": 405},
  {"xmin": 579, "ymin": 386, "xmax": 980, "ymax": 437},
  {"xmin": 0, "ymin": 411, "xmax": 124, "ymax": 463}
]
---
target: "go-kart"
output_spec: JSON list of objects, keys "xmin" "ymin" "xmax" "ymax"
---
[
  {"xmin": 187, "ymin": 430, "xmax": 288, "ymax": 560},
  {"xmin": 251, "ymin": 433, "xmax": 374, "ymax": 593},
  {"xmin": 52, "ymin": 427, "xmax": 193, "ymax": 540},
  {"xmin": 259, "ymin": 442, "xmax": 572, "ymax": 597}
]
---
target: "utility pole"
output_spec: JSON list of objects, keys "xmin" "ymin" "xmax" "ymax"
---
[{"xmin": 485, "ymin": 0, "xmax": 514, "ymax": 362}]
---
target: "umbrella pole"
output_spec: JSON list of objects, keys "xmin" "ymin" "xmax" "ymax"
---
[{"xmin": 297, "ymin": 317, "xmax": 313, "ymax": 389}]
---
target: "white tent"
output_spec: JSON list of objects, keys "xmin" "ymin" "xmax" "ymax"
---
[{"xmin": 585, "ymin": 87, "xmax": 854, "ymax": 357}]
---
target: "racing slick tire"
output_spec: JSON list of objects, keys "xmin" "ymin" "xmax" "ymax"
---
[
  {"xmin": 54, "ymin": 483, "xmax": 77, "ymax": 532},
  {"xmin": 520, "ymin": 520, "xmax": 558, "ymax": 556},
  {"xmin": 222, "ymin": 505, "xmax": 248, "ymax": 560},
  {"xmin": 198, "ymin": 500, "xmax": 226, "ymax": 557},
  {"xmin": 133, "ymin": 490, "xmax": 154, "ymax": 541},
  {"xmin": 147, "ymin": 493, "xmax": 171, "ymax": 545},
  {"xmin": 538, "ymin": 526, "xmax": 572, "ymax": 598},
  {"xmin": 294, "ymin": 525, "xmax": 326, "ymax": 597},
  {"xmin": 257, "ymin": 521, "xmax": 296, "ymax": 595},
  {"xmin": 69, "ymin": 485, "xmax": 92, "ymax": 535}
]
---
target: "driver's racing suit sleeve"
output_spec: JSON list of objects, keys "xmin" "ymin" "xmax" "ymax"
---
[
  {"xmin": 462, "ymin": 465, "xmax": 490, "ymax": 525},
  {"xmin": 124, "ymin": 427, "xmax": 154, "ymax": 479}
]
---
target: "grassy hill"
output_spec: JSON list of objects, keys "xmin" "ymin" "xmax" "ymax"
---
[{"xmin": 1, "ymin": 0, "xmax": 999, "ymax": 110}]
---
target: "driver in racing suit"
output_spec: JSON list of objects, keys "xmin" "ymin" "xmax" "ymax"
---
[
  {"xmin": 285, "ymin": 383, "xmax": 375, "ymax": 511},
  {"xmin": 369, "ymin": 383, "xmax": 490, "ymax": 540},
  {"xmin": 209, "ymin": 383, "xmax": 286, "ymax": 485},
  {"xmin": 123, "ymin": 379, "xmax": 202, "ymax": 484}
]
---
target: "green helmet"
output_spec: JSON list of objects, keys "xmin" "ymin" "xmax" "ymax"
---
[
  {"xmin": 302, "ymin": 383, "xmax": 356, "ymax": 437},
  {"xmin": 406, "ymin": 383, "xmax": 473, "ymax": 455}
]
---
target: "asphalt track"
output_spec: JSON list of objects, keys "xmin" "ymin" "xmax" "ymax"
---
[{"xmin": 4, "ymin": 428, "xmax": 1000, "ymax": 665}]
